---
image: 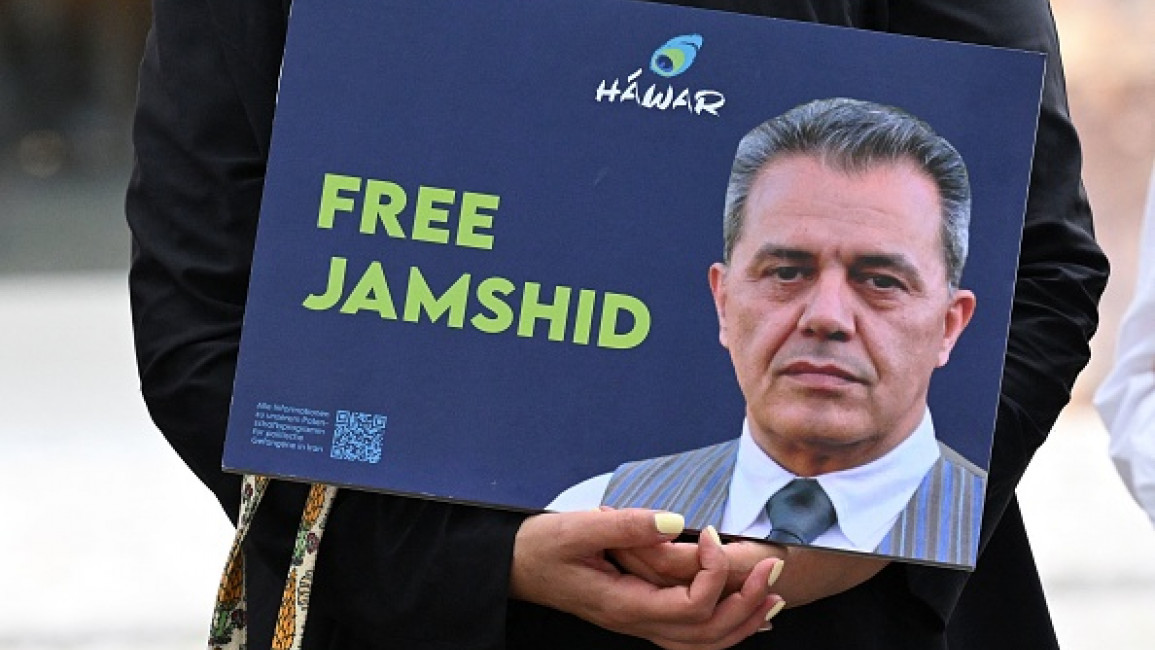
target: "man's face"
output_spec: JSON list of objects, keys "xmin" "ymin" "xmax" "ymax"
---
[{"xmin": 710, "ymin": 154, "xmax": 975, "ymax": 475}]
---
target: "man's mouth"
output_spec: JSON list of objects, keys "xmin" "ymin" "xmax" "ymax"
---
[{"xmin": 780, "ymin": 360, "xmax": 863, "ymax": 386}]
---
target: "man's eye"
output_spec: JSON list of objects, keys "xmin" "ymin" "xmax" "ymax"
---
[
  {"xmin": 771, "ymin": 267, "xmax": 807, "ymax": 281},
  {"xmin": 864, "ymin": 274, "xmax": 904, "ymax": 290}
]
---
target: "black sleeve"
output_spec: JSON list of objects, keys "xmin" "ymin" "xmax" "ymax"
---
[
  {"xmin": 125, "ymin": 1, "xmax": 523, "ymax": 648},
  {"xmin": 881, "ymin": 0, "xmax": 1108, "ymax": 622}
]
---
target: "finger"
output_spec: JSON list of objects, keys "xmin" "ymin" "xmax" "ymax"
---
[
  {"xmin": 666, "ymin": 552, "xmax": 785, "ymax": 647},
  {"xmin": 589, "ymin": 556, "xmax": 783, "ymax": 648},
  {"xmin": 611, "ymin": 547, "xmax": 679, "ymax": 587},
  {"xmin": 616, "ymin": 537, "xmax": 787, "ymax": 596},
  {"xmin": 559, "ymin": 508, "xmax": 686, "ymax": 556},
  {"xmin": 766, "ymin": 557, "xmax": 785, "ymax": 590},
  {"xmin": 638, "ymin": 591, "xmax": 782, "ymax": 650},
  {"xmin": 597, "ymin": 526, "xmax": 729, "ymax": 629},
  {"xmin": 611, "ymin": 542, "xmax": 700, "ymax": 587},
  {"xmin": 668, "ymin": 559, "xmax": 783, "ymax": 648},
  {"xmin": 707, "ymin": 595, "xmax": 785, "ymax": 649},
  {"xmin": 719, "ymin": 540, "xmax": 787, "ymax": 593},
  {"xmin": 757, "ymin": 597, "xmax": 787, "ymax": 633},
  {"xmin": 684, "ymin": 525, "xmax": 729, "ymax": 607}
]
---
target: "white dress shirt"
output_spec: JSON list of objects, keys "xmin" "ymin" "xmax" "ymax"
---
[
  {"xmin": 548, "ymin": 408, "xmax": 942, "ymax": 553},
  {"xmin": 1095, "ymin": 162, "xmax": 1155, "ymax": 527}
]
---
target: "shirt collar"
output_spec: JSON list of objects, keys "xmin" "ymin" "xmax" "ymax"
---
[{"xmin": 726, "ymin": 409, "xmax": 941, "ymax": 551}]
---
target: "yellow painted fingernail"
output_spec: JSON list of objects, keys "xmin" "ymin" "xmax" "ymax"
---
[
  {"xmin": 704, "ymin": 525, "xmax": 722, "ymax": 546},
  {"xmin": 654, "ymin": 512, "xmax": 685, "ymax": 535},
  {"xmin": 767, "ymin": 559, "xmax": 785, "ymax": 589},
  {"xmin": 765, "ymin": 599, "xmax": 786, "ymax": 622}
]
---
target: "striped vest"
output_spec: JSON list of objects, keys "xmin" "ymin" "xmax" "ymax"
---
[{"xmin": 602, "ymin": 440, "xmax": 986, "ymax": 567}]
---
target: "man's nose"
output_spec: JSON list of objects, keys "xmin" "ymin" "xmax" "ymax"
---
[{"xmin": 798, "ymin": 272, "xmax": 855, "ymax": 341}]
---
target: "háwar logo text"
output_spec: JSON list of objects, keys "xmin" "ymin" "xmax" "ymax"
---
[{"xmin": 595, "ymin": 34, "xmax": 725, "ymax": 116}]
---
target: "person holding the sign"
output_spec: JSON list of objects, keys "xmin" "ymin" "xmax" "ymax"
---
[
  {"xmin": 550, "ymin": 98, "xmax": 985, "ymax": 567},
  {"xmin": 127, "ymin": 1, "xmax": 1106, "ymax": 649}
]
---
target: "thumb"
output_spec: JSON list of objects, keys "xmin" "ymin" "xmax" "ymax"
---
[{"xmin": 568, "ymin": 508, "xmax": 686, "ymax": 552}]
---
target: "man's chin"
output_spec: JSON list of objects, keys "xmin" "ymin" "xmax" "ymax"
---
[{"xmin": 751, "ymin": 411, "xmax": 873, "ymax": 451}]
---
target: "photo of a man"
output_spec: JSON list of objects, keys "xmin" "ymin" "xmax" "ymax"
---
[{"xmin": 550, "ymin": 97, "xmax": 985, "ymax": 566}]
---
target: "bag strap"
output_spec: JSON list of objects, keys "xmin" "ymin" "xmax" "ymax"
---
[{"xmin": 209, "ymin": 475, "xmax": 339, "ymax": 650}]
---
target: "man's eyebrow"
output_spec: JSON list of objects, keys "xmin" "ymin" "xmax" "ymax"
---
[
  {"xmin": 853, "ymin": 254, "xmax": 923, "ymax": 282},
  {"xmin": 750, "ymin": 244, "xmax": 814, "ymax": 263}
]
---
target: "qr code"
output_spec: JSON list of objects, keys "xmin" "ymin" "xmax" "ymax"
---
[{"xmin": 330, "ymin": 410, "xmax": 386, "ymax": 463}]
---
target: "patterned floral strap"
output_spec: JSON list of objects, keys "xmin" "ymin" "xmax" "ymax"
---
[
  {"xmin": 274, "ymin": 482, "xmax": 339, "ymax": 649},
  {"xmin": 209, "ymin": 476, "xmax": 339, "ymax": 650},
  {"xmin": 210, "ymin": 474, "xmax": 269, "ymax": 649}
]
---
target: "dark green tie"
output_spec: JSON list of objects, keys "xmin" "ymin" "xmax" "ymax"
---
[{"xmin": 764, "ymin": 478, "xmax": 837, "ymax": 544}]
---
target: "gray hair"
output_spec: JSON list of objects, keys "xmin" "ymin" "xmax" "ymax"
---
[{"xmin": 723, "ymin": 97, "xmax": 971, "ymax": 288}]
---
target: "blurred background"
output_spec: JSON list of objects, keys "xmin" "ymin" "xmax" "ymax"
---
[{"xmin": 0, "ymin": 0, "xmax": 1152, "ymax": 647}]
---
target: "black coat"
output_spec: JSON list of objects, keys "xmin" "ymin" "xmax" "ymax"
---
[{"xmin": 126, "ymin": 0, "xmax": 1107, "ymax": 648}]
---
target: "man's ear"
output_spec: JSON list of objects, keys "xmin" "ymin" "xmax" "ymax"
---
[
  {"xmin": 937, "ymin": 288, "xmax": 976, "ymax": 367},
  {"xmin": 708, "ymin": 262, "xmax": 730, "ymax": 349}
]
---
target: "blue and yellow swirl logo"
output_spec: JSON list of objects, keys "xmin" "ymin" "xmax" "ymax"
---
[{"xmin": 650, "ymin": 34, "xmax": 703, "ymax": 78}]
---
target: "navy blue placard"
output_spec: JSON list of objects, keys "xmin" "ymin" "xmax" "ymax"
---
[{"xmin": 224, "ymin": 0, "xmax": 1042, "ymax": 566}]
